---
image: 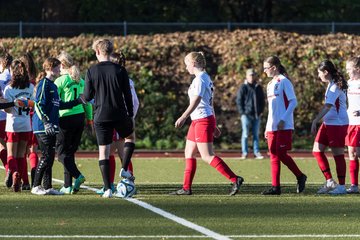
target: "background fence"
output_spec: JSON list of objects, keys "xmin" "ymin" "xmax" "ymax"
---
[{"xmin": 2, "ymin": 22, "xmax": 360, "ymax": 38}]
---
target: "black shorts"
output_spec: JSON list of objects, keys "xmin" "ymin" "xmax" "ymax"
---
[{"xmin": 94, "ymin": 117, "xmax": 133, "ymax": 145}]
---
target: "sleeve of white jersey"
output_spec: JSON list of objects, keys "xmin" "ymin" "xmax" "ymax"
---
[
  {"xmin": 192, "ymin": 76, "xmax": 206, "ymax": 97},
  {"xmin": 282, "ymin": 79, "xmax": 296, "ymax": 101},
  {"xmin": 130, "ymin": 80, "xmax": 139, "ymax": 117},
  {"xmin": 325, "ymin": 84, "xmax": 339, "ymax": 106}
]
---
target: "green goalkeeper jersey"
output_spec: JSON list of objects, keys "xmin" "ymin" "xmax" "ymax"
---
[{"xmin": 54, "ymin": 74, "xmax": 93, "ymax": 120}]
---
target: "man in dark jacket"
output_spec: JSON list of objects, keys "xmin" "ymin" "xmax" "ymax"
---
[{"xmin": 236, "ymin": 68, "xmax": 265, "ymax": 159}]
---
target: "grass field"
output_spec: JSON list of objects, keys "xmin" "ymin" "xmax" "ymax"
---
[{"xmin": 1, "ymin": 157, "xmax": 360, "ymax": 240}]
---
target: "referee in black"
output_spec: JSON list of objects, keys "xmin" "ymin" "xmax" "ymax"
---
[{"xmin": 84, "ymin": 39, "xmax": 134, "ymax": 198}]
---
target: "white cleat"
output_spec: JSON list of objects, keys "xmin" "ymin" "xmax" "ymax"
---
[
  {"xmin": 317, "ymin": 179, "xmax": 337, "ymax": 194},
  {"xmin": 31, "ymin": 186, "xmax": 47, "ymax": 195},
  {"xmin": 346, "ymin": 185, "xmax": 359, "ymax": 194},
  {"xmin": 45, "ymin": 188, "xmax": 64, "ymax": 195},
  {"xmin": 119, "ymin": 168, "xmax": 135, "ymax": 181},
  {"xmin": 102, "ymin": 189, "xmax": 113, "ymax": 198},
  {"xmin": 328, "ymin": 185, "xmax": 347, "ymax": 195}
]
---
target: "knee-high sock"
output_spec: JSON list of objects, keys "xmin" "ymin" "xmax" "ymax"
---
[
  {"xmin": 278, "ymin": 150, "xmax": 302, "ymax": 177},
  {"xmin": 313, "ymin": 151, "xmax": 332, "ymax": 180},
  {"xmin": 349, "ymin": 159, "xmax": 359, "ymax": 186},
  {"xmin": 0, "ymin": 149, "xmax": 7, "ymax": 170},
  {"xmin": 270, "ymin": 153, "xmax": 281, "ymax": 187},
  {"xmin": 19, "ymin": 157, "xmax": 29, "ymax": 185},
  {"xmin": 183, "ymin": 158, "xmax": 196, "ymax": 190},
  {"xmin": 99, "ymin": 160, "xmax": 110, "ymax": 190},
  {"xmin": 122, "ymin": 142, "xmax": 135, "ymax": 171},
  {"xmin": 29, "ymin": 152, "xmax": 38, "ymax": 187},
  {"xmin": 210, "ymin": 156, "xmax": 237, "ymax": 183},
  {"xmin": 334, "ymin": 154, "xmax": 346, "ymax": 185},
  {"xmin": 109, "ymin": 155, "xmax": 116, "ymax": 183},
  {"xmin": 7, "ymin": 156, "xmax": 17, "ymax": 173}
]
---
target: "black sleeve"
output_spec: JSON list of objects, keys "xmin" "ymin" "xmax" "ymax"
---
[
  {"xmin": 84, "ymin": 69, "xmax": 95, "ymax": 102},
  {"xmin": 236, "ymin": 85, "xmax": 245, "ymax": 115},
  {"xmin": 121, "ymin": 68, "xmax": 134, "ymax": 117},
  {"xmin": 0, "ymin": 101, "xmax": 14, "ymax": 109},
  {"xmin": 59, "ymin": 99, "xmax": 80, "ymax": 110}
]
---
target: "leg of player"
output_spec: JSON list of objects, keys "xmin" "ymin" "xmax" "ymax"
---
[
  {"xmin": 347, "ymin": 146, "xmax": 360, "ymax": 193},
  {"xmin": 99, "ymin": 144, "xmax": 112, "ymax": 198},
  {"xmin": 17, "ymin": 139, "xmax": 30, "ymax": 191},
  {"xmin": 328, "ymin": 147, "xmax": 346, "ymax": 195},
  {"xmin": 6, "ymin": 137, "xmax": 21, "ymax": 192},
  {"xmin": 96, "ymin": 141, "xmax": 117, "ymax": 195}
]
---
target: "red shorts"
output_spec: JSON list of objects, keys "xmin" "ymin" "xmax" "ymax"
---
[
  {"xmin": 6, "ymin": 132, "xmax": 32, "ymax": 143},
  {"xmin": 186, "ymin": 115, "xmax": 216, "ymax": 143},
  {"xmin": 266, "ymin": 130, "xmax": 292, "ymax": 154},
  {"xmin": 112, "ymin": 130, "xmax": 122, "ymax": 142},
  {"xmin": 315, "ymin": 124, "xmax": 348, "ymax": 147},
  {"xmin": 346, "ymin": 125, "xmax": 360, "ymax": 147},
  {"xmin": 27, "ymin": 131, "xmax": 38, "ymax": 146},
  {"xmin": 0, "ymin": 120, "xmax": 6, "ymax": 139}
]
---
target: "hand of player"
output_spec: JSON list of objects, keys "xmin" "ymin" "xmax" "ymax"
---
[
  {"xmin": 44, "ymin": 122, "xmax": 56, "ymax": 136},
  {"xmin": 85, "ymin": 120, "xmax": 95, "ymax": 135},
  {"xmin": 353, "ymin": 110, "xmax": 360, "ymax": 117},
  {"xmin": 264, "ymin": 130, "xmax": 268, "ymax": 139},
  {"xmin": 311, "ymin": 120, "xmax": 317, "ymax": 135},
  {"xmin": 14, "ymin": 98, "xmax": 34, "ymax": 108},
  {"xmin": 175, "ymin": 116, "xmax": 187, "ymax": 128},
  {"xmin": 76, "ymin": 94, "xmax": 87, "ymax": 104},
  {"xmin": 277, "ymin": 120, "xmax": 285, "ymax": 130},
  {"xmin": 213, "ymin": 126, "xmax": 221, "ymax": 138}
]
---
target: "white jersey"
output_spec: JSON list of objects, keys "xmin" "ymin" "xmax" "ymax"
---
[
  {"xmin": 188, "ymin": 72, "xmax": 214, "ymax": 120},
  {"xmin": 0, "ymin": 69, "xmax": 11, "ymax": 121},
  {"xmin": 129, "ymin": 79, "xmax": 139, "ymax": 117},
  {"xmin": 347, "ymin": 79, "xmax": 360, "ymax": 125},
  {"xmin": 323, "ymin": 81, "xmax": 348, "ymax": 126},
  {"xmin": 266, "ymin": 74, "xmax": 296, "ymax": 131},
  {"xmin": 4, "ymin": 84, "xmax": 34, "ymax": 132}
]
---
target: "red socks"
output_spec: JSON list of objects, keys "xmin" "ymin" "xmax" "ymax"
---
[
  {"xmin": 0, "ymin": 149, "xmax": 7, "ymax": 170},
  {"xmin": 270, "ymin": 154, "xmax": 280, "ymax": 186},
  {"xmin": 19, "ymin": 157, "xmax": 29, "ymax": 185},
  {"xmin": 29, "ymin": 152, "xmax": 38, "ymax": 170},
  {"xmin": 334, "ymin": 154, "xmax": 346, "ymax": 185},
  {"xmin": 349, "ymin": 160, "xmax": 359, "ymax": 186},
  {"xmin": 210, "ymin": 156, "xmax": 237, "ymax": 183},
  {"xmin": 313, "ymin": 151, "xmax": 332, "ymax": 180},
  {"xmin": 109, "ymin": 155, "xmax": 116, "ymax": 183},
  {"xmin": 278, "ymin": 151, "xmax": 302, "ymax": 177},
  {"xmin": 183, "ymin": 158, "xmax": 196, "ymax": 190},
  {"xmin": 7, "ymin": 156, "xmax": 17, "ymax": 172}
]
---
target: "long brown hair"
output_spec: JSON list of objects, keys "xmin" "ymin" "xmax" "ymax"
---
[
  {"xmin": 318, "ymin": 60, "xmax": 348, "ymax": 91},
  {"xmin": 10, "ymin": 60, "xmax": 30, "ymax": 89},
  {"xmin": 20, "ymin": 52, "xmax": 37, "ymax": 83}
]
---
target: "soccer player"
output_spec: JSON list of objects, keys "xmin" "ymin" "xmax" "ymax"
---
[
  {"xmin": 170, "ymin": 51, "xmax": 243, "ymax": 196},
  {"xmin": 31, "ymin": 57, "xmax": 84, "ymax": 195},
  {"xmin": 55, "ymin": 51, "xmax": 93, "ymax": 194},
  {"xmin": 3, "ymin": 60, "xmax": 34, "ymax": 192},
  {"xmin": 345, "ymin": 56, "xmax": 360, "ymax": 194},
  {"xmin": 84, "ymin": 39, "xmax": 134, "ymax": 198},
  {"xmin": 312, "ymin": 60, "xmax": 348, "ymax": 195},
  {"xmin": 19, "ymin": 52, "xmax": 38, "ymax": 190},
  {"xmin": 96, "ymin": 51, "xmax": 139, "ymax": 195},
  {"xmin": 0, "ymin": 50, "xmax": 12, "ymax": 182},
  {"xmin": 262, "ymin": 56, "xmax": 307, "ymax": 195}
]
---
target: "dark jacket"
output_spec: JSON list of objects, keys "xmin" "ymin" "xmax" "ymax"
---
[{"xmin": 236, "ymin": 81, "xmax": 265, "ymax": 119}]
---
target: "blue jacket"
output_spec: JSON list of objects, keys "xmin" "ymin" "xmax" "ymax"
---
[{"xmin": 33, "ymin": 78, "xmax": 80, "ymax": 134}]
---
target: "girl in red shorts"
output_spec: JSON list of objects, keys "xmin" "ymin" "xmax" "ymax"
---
[
  {"xmin": 344, "ymin": 57, "xmax": 360, "ymax": 194},
  {"xmin": 170, "ymin": 51, "xmax": 243, "ymax": 196},
  {"xmin": 312, "ymin": 60, "xmax": 348, "ymax": 195},
  {"xmin": 262, "ymin": 56, "xmax": 307, "ymax": 195}
]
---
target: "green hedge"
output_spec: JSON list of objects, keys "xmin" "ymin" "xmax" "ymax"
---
[{"xmin": 2, "ymin": 29, "xmax": 359, "ymax": 149}]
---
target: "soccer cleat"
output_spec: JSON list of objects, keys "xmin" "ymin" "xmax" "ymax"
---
[
  {"xmin": 12, "ymin": 172, "xmax": 21, "ymax": 192},
  {"xmin": 328, "ymin": 185, "xmax": 347, "ymax": 195},
  {"xmin": 102, "ymin": 189, "xmax": 113, "ymax": 198},
  {"xmin": 229, "ymin": 176, "xmax": 244, "ymax": 196},
  {"xmin": 21, "ymin": 183, "xmax": 31, "ymax": 191},
  {"xmin": 296, "ymin": 174, "xmax": 307, "ymax": 193},
  {"xmin": 4, "ymin": 170, "xmax": 12, "ymax": 188},
  {"xmin": 254, "ymin": 152, "xmax": 264, "ymax": 159},
  {"xmin": 346, "ymin": 185, "xmax": 359, "ymax": 194},
  {"xmin": 119, "ymin": 168, "xmax": 135, "ymax": 181},
  {"xmin": 31, "ymin": 185, "xmax": 47, "ymax": 195},
  {"xmin": 317, "ymin": 179, "xmax": 337, "ymax": 194},
  {"xmin": 45, "ymin": 188, "xmax": 64, "ymax": 195},
  {"xmin": 262, "ymin": 186, "xmax": 281, "ymax": 195},
  {"xmin": 96, "ymin": 183, "xmax": 116, "ymax": 195},
  {"xmin": 72, "ymin": 174, "xmax": 86, "ymax": 194},
  {"xmin": 169, "ymin": 188, "xmax": 192, "ymax": 195},
  {"xmin": 59, "ymin": 186, "xmax": 73, "ymax": 194}
]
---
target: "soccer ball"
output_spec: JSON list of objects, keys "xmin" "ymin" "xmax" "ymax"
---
[{"xmin": 116, "ymin": 179, "xmax": 136, "ymax": 198}]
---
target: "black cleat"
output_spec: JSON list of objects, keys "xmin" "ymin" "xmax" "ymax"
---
[
  {"xmin": 229, "ymin": 176, "xmax": 244, "ymax": 196},
  {"xmin": 169, "ymin": 188, "xmax": 192, "ymax": 195},
  {"xmin": 21, "ymin": 184, "xmax": 31, "ymax": 191},
  {"xmin": 262, "ymin": 186, "xmax": 281, "ymax": 195},
  {"xmin": 4, "ymin": 170, "xmax": 12, "ymax": 188},
  {"xmin": 296, "ymin": 174, "xmax": 307, "ymax": 193}
]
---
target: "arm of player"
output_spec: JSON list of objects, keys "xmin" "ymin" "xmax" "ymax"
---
[
  {"xmin": 175, "ymin": 96, "xmax": 201, "ymax": 128},
  {"xmin": 311, "ymin": 103, "xmax": 332, "ymax": 135},
  {"xmin": 278, "ymin": 98, "xmax": 297, "ymax": 130}
]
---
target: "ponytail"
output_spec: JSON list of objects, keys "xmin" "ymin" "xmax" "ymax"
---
[{"xmin": 58, "ymin": 51, "xmax": 80, "ymax": 83}]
